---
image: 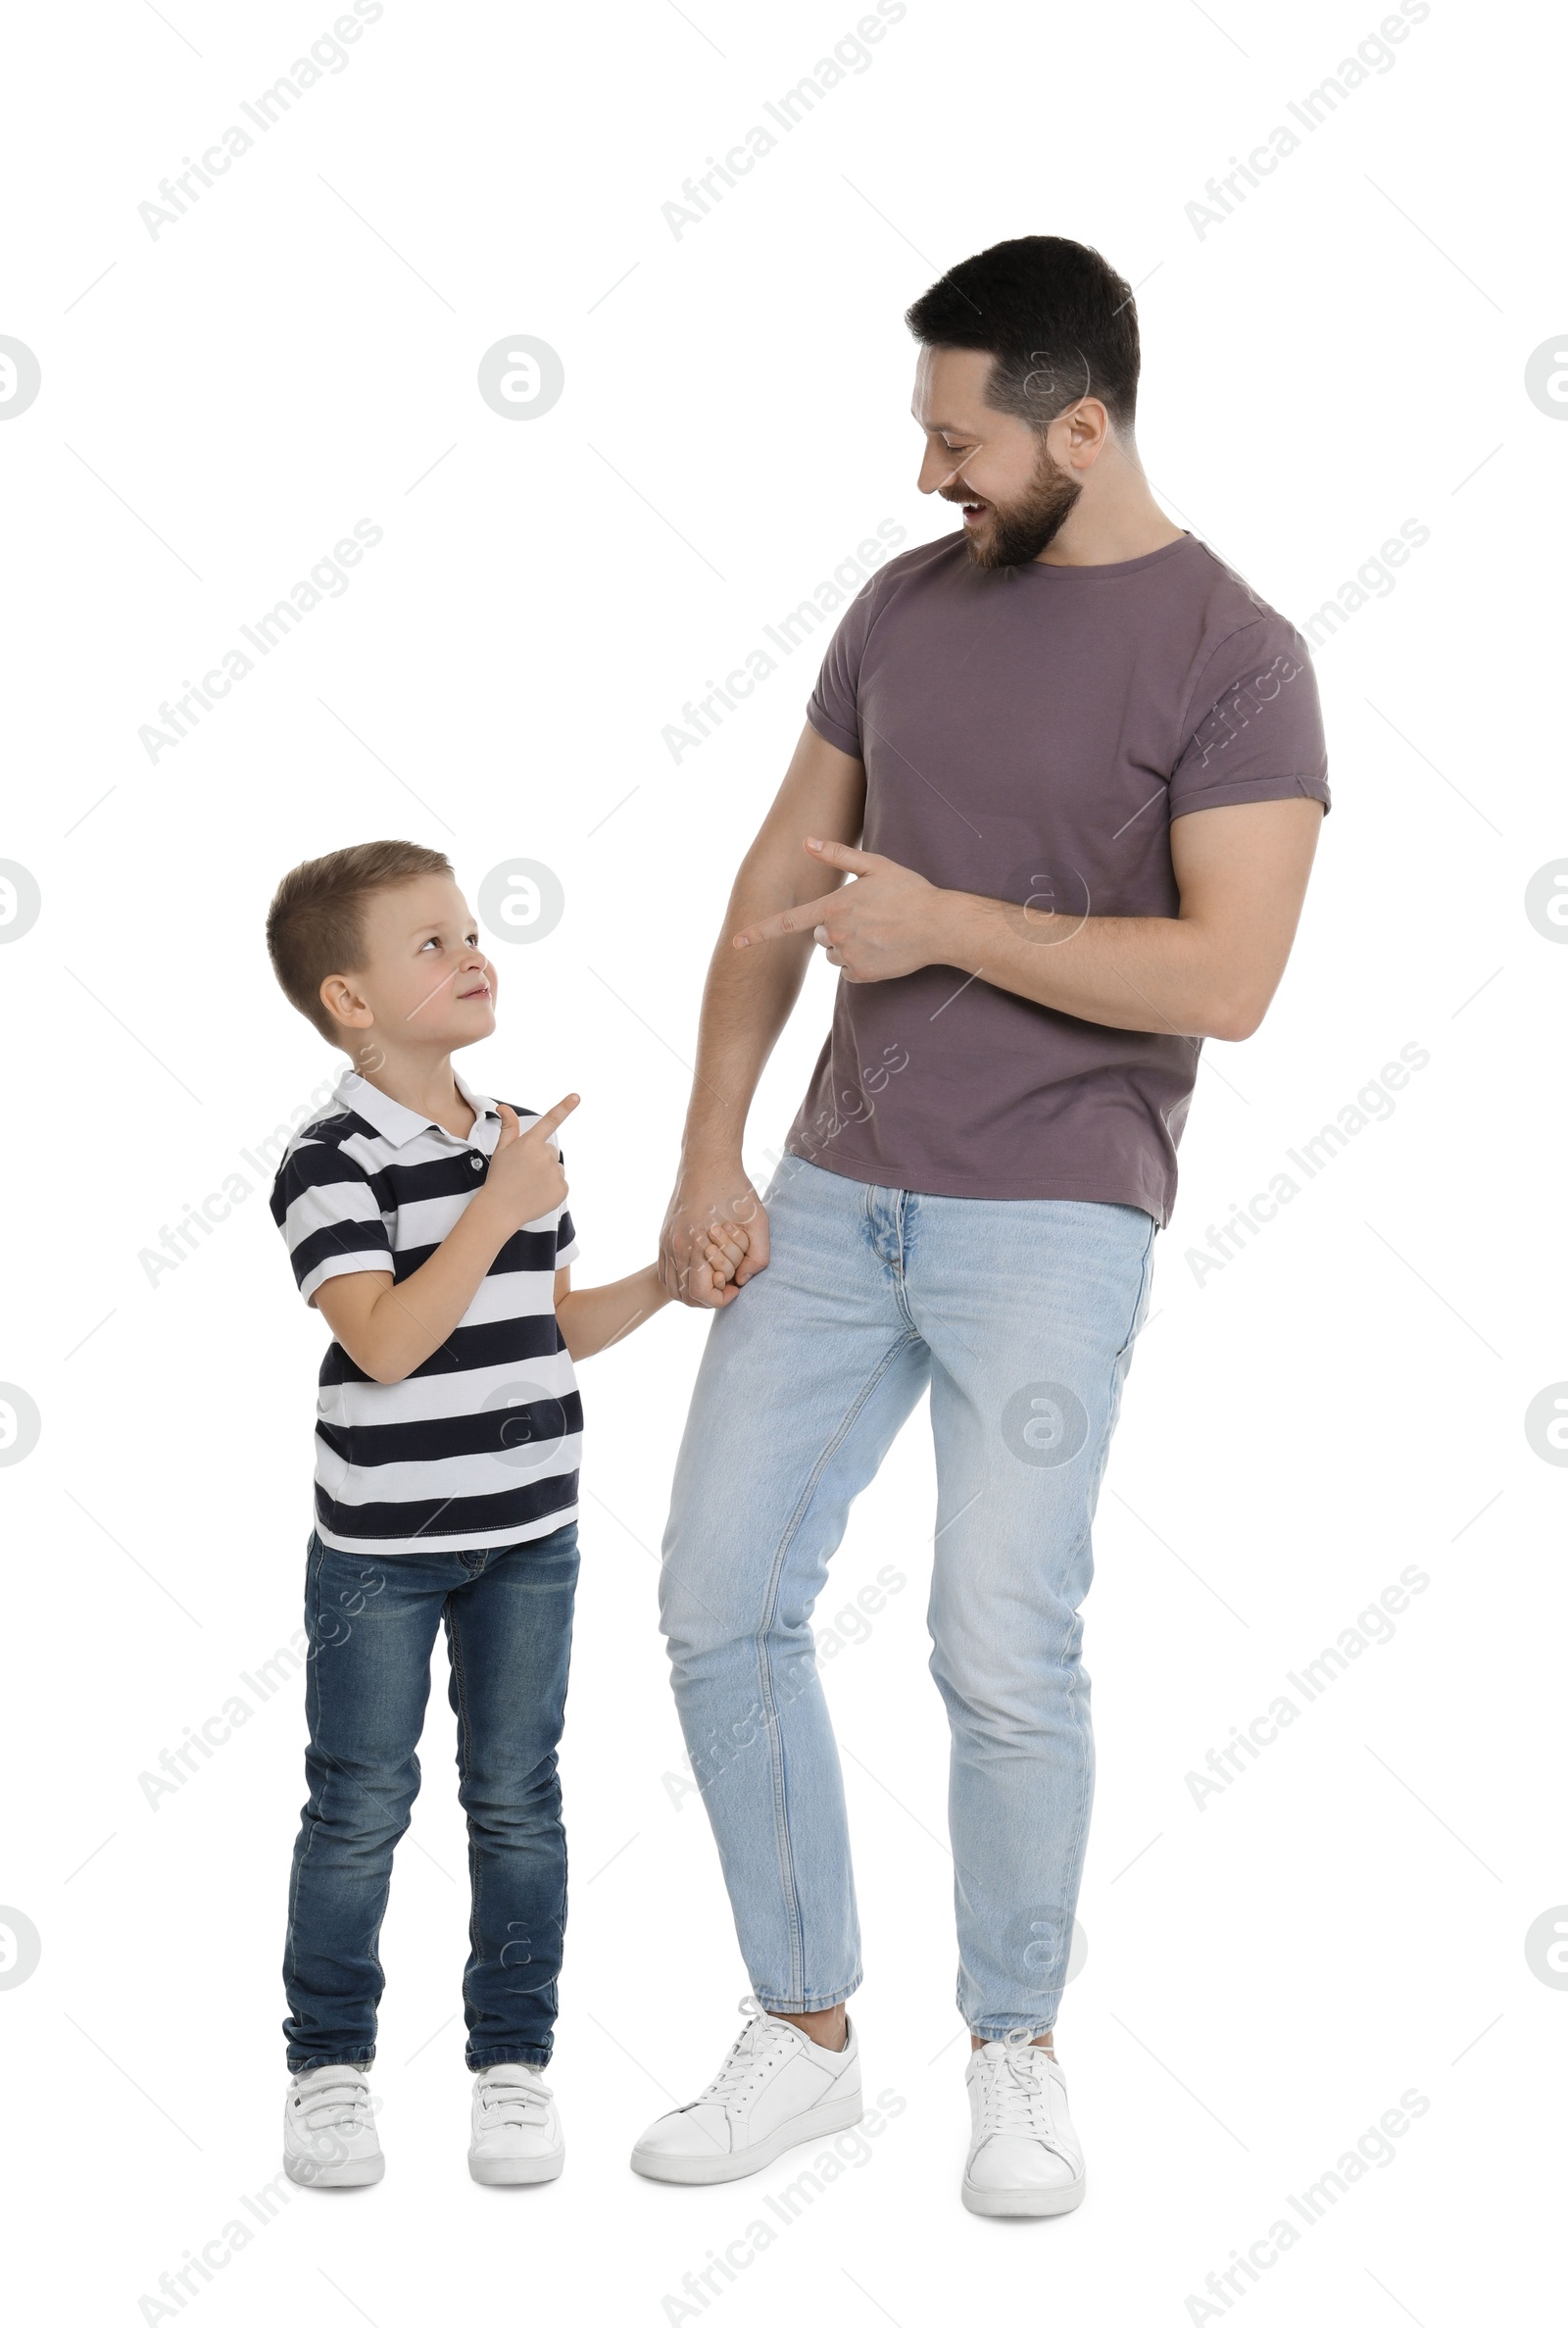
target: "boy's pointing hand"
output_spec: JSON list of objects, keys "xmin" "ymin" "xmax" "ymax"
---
[{"xmin": 483, "ymin": 1095, "xmax": 578, "ymax": 1232}]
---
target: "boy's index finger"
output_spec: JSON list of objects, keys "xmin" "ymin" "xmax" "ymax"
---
[{"xmin": 525, "ymin": 1093, "xmax": 580, "ymax": 1140}]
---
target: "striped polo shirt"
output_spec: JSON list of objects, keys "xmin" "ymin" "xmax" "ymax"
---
[{"xmin": 270, "ymin": 1067, "xmax": 580, "ymax": 1557}]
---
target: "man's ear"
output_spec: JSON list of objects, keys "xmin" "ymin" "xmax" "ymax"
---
[{"xmin": 1052, "ymin": 397, "xmax": 1111, "ymax": 471}]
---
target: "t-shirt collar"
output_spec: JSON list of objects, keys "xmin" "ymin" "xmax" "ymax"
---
[{"xmin": 333, "ymin": 1065, "xmax": 499, "ymax": 1149}]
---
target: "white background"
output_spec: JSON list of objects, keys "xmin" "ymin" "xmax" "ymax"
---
[{"xmin": 1, "ymin": 1, "xmax": 1561, "ymax": 2322}]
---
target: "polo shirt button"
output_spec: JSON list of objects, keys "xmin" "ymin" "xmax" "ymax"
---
[{"xmin": 469, "ymin": 1154, "xmax": 483, "ymax": 1170}]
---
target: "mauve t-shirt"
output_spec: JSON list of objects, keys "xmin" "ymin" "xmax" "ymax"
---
[{"xmin": 786, "ymin": 529, "xmax": 1329, "ymax": 1224}]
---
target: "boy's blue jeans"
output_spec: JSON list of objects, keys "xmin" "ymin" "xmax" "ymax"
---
[{"xmin": 283, "ymin": 1520, "xmax": 578, "ymax": 2073}]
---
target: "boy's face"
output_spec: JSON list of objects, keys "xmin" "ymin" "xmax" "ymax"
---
[{"xmin": 322, "ymin": 874, "xmax": 498, "ymax": 1060}]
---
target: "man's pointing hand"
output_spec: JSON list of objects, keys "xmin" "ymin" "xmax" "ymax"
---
[{"xmin": 732, "ymin": 836, "xmax": 952, "ymax": 983}]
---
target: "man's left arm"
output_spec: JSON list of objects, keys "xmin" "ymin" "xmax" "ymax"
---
[{"xmin": 733, "ymin": 797, "xmax": 1325, "ymax": 1043}]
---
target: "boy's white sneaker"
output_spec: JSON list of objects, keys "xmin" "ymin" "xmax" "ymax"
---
[
  {"xmin": 468, "ymin": 2064, "xmax": 564, "ymax": 2185},
  {"xmin": 283, "ymin": 2062, "xmax": 384, "ymax": 2188},
  {"xmin": 962, "ymin": 2034, "xmax": 1086, "ymax": 2217},
  {"xmin": 631, "ymin": 1999, "xmax": 862, "ymax": 2185}
]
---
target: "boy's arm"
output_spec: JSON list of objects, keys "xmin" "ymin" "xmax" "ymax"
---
[
  {"xmin": 555, "ymin": 1220, "xmax": 748, "ymax": 1362},
  {"xmin": 312, "ymin": 1096, "xmax": 576, "ymax": 1384},
  {"xmin": 554, "ymin": 1265, "xmax": 668, "ymax": 1361},
  {"xmin": 314, "ymin": 1203, "xmax": 514, "ymax": 1384}
]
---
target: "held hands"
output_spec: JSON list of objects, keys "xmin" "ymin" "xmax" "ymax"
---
[
  {"xmin": 480, "ymin": 1097, "xmax": 578, "ymax": 1233},
  {"xmin": 659, "ymin": 1167, "xmax": 768, "ymax": 1310},
  {"xmin": 732, "ymin": 836, "xmax": 954, "ymax": 983}
]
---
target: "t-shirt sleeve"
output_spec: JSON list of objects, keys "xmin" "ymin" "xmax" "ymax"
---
[
  {"xmin": 1168, "ymin": 617, "xmax": 1331, "ymax": 821},
  {"xmin": 553, "ymin": 1144, "xmax": 579, "ymax": 1267},
  {"xmin": 270, "ymin": 1137, "xmax": 393, "ymax": 1305},
  {"xmin": 805, "ymin": 575, "xmax": 882, "ymax": 761}
]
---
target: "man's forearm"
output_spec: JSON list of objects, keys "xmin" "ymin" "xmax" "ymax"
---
[
  {"xmin": 746, "ymin": 801, "xmax": 1324, "ymax": 1049},
  {"xmin": 661, "ymin": 723, "xmax": 866, "ymax": 1306},
  {"xmin": 935, "ymin": 891, "xmax": 1244, "ymax": 1041},
  {"xmin": 676, "ymin": 721, "xmax": 866, "ymax": 1177},
  {"xmin": 681, "ymin": 882, "xmax": 818, "ymax": 1163}
]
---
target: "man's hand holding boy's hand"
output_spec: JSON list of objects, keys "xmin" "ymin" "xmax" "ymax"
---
[
  {"xmin": 659, "ymin": 1164, "xmax": 768, "ymax": 1309},
  {"xmin": 478, "ymin": 1096, "xmax": 578, "ymax": 1235}
]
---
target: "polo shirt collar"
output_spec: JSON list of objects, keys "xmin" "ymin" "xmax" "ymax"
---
[{"xmin": 333, "ymin": 1066, "xmax": 500, "ymax": 1150}]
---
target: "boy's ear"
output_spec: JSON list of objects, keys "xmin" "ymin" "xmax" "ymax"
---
[{"xmin": 318, "ymin": 971, "xmax": 374, "ymax": 1032}]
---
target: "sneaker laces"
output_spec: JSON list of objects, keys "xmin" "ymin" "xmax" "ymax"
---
[
  {"xmin": 475, "ymin": 2068, "xmax": 553, "ymax": 2129},
  {"xmin": 691, "ymin": 1997, "xmax": 797, "ymax": 2110},
  {"xmin": 977, "ymin": 2030, "xmax": 1062, "ymax": 2143},
  {"xmin": 293, "ymin": 2068, "xmax": 375, "ymax": 2138}
]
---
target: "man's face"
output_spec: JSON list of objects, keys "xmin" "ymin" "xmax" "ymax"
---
[
  {"xmin": 323, "ymin": 874, "xmax": 498, "ymax": 1059},
  {"xmin": 912, "ymin": 344, "xmax": 1083, "ymax": 570}
]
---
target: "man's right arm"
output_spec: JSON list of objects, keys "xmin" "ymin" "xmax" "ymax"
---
[{"xmin": 661, "ymin": 721, "xmax": 865, "ymax": 1308}]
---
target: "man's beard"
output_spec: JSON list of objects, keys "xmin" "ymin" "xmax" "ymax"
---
[{"xmin": 947, "ymin": 441, "xmax": 1082, "ymax": 570}]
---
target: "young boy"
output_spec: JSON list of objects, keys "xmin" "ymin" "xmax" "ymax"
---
[{"xmin": 264, "ymin": 840, "xmax": 743, "ymax": 2188}]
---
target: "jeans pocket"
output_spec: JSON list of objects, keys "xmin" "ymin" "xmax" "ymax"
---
[
  {"xmin": 305, "ymin": 1530, "xmax": 325, "ymax": 1614},
  {"xmin": 1114, "ymin": 1223, "xmax": 1158, "ymax": 1362}
]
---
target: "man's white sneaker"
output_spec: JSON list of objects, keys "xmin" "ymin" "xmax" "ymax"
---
[
  {"xmin": 468, "ymin": 2064, "xmax": 564, "ymax": 2185},
  {"xmin": 631, "ymin": 1998, "xmax": 862, "ymax": 2185},
  {"xmin": 962, "ymin": 2033, "xmax": 1085, "ymax": 2217},
  {"xmin": 283, "ymin": 2062, "xmax": 384, "ymax": 2188}
]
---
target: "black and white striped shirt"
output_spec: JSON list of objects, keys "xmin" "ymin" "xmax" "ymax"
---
[{"xmin": 270, "ymin": 1068, "xmax": 580, "ymax": 1557}]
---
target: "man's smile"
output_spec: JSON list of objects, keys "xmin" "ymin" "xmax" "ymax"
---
[{"xmin": 941, "ymin": 486, "xmax": 992, "ymax": 524}]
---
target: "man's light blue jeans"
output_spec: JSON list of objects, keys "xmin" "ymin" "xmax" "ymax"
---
[{"xmin": 660, "ymin": 1157, "xmax": 1156, "ymax": 2040}]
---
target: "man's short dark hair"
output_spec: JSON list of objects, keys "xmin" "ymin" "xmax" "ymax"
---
[{"xmin": 905, "ymin": 235, "xmax": 1140, "ymax": 434}]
